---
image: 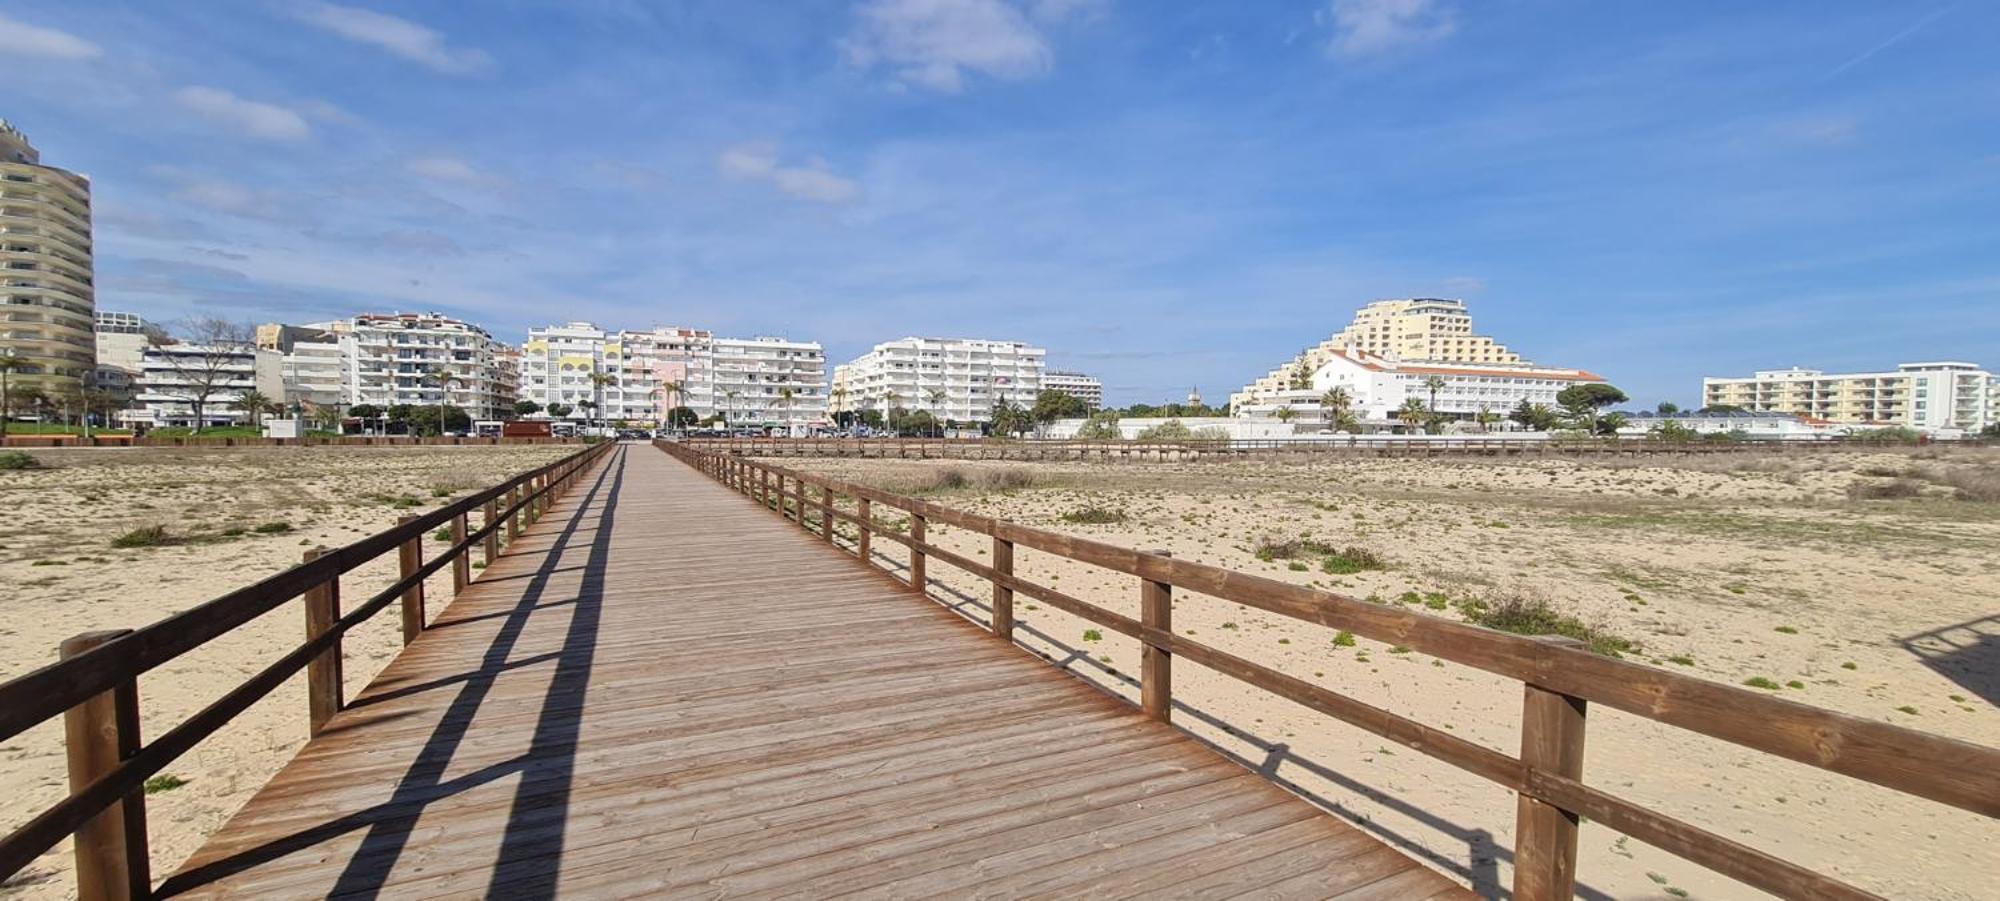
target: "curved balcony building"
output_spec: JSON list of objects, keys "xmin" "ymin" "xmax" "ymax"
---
[{"xmin": 0, "ymin": 120, "xmax": 94, "ymax": 394}]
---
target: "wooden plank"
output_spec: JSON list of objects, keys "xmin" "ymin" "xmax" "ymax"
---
[
  {"xmin": 59, "ymin": 631, "xmax": 148, "ymax": 901},
  {"xmin": 1514, "ymin": 679, "xmax": 1587, "ymax": 901},
  {"xmin": 301, "ymin": 549, "xmax": 342, "ymax": 738}
]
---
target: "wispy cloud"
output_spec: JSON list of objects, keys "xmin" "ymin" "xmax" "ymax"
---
[
  {"xmin": 0, "ymin": 12, "xmax": 102, "ymax": 61},
  {"xmin": 718, "ymin": 142, "xmax": 861, "ymax": 204},
  {"xmin": 842, "ymin": 0, "xmax": 1055, "ymax": 92},
  {"xmin": 293, "ymin": 2, "xmax": 494, "ymax": 75},
  {"xmin": 1324, "ymin": 0, "xmax": 1456, "ymax": 59},
  {"xmin": 405, "ymin": 155, "xmax": 506, "ymax": 188},
  {"xmin": 1825, "ymin": 5, "xmax": 1953, "ymax": 79},
  {"xmin": 173, "ymin": 86, "xmax": 312, "ymax": 141},
  {"xmin": 154, "ymin": 168, "xmax": 311, "ymax": 225}
]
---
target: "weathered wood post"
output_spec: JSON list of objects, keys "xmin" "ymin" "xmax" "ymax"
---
[
  {"xmin": 761, "ymin": 468, "xmax": 771, "ymax": 508},
  {"xmin": 450, "ymin": 513, "xmax": 471, "ymax": 595},
  {"xmin": 856, "ymin": 497, "xmax": 872, "ymax": 562},
  {"xmin": 482, "ymin": 498, "xmax": 500, "ymax": 566},
  {"xmin": 60, "ymin": 630, "xmax": 149, "ymax": 901},
  {"xmin": 397, "ymin": 514, "xmax": 425, "ymax": 643},
  {"xmin": 992, "ymin": 535, "xmax": 1014, "ymax": 641},
  {"xmin": 1514, "ymin": 639, "xmax": 1589, "ymax": 901},
  {"xmin": 794, "ymin": 476, "xmax": 806, "ymax": 528},
  {"xmin": 1140, "ymin": 550, "xmax": 1173, "ymax": 722},
  {"xmin": 821, "ymin": 485, "xmax": 835, "ymax": 543},
  {"xmin": 302, "ymin": 548, "xmax": 342, "ymax": 737},
  {"xmin": 909, "ymin": 513, "xmax": 927, "ymax": 591}
]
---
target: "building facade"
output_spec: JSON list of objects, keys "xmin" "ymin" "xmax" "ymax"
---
[
  {"xmin": 254, "ymin": 324, "xmax": 346, "ymax": 411},
  {"xmin": 1702, "ymin": 362, "xmax": 1997, "ymax": 434},
  {"xmin": 322, "ymin": 313, "xmax": 517, "ymax": 420},
  {"xmin": 830, "ymin": 337, "xmax": 1046, "ymax": 424},
  {"xmin": 1232, "ymin": 299, "xmax": 1523, "ymax": 411},
  {"xmin": 93, "ymin": 311, "xmax": 151, "ymax": 405},
  {"xmin": 0, "ymin": 120, "xmax": 94, "ymax": 394},
  {"xmin": 130, "ymin": 342, "xmax": 257, "ymax": 428},
  {"xmin": 1234, "ymin": 348, "xmax": 1606, "ymax": 430},
  {"xmin": 1043, "ymin": 370, "xmax": 1103, "ymax": 409},
  {"xmin": 520, "ymin": 322, "xmax": 827, "ymax": 428}
]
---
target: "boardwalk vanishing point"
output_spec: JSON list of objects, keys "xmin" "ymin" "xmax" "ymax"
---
[{"xmin": 156, "ymin": 444, "xmax": 1470, "ymax": 898}]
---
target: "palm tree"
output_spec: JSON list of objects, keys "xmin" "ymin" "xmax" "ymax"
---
[
  {"xmin": 0, "ymin": 352, "xmax": 28, "ymax": 439},
  {"xmin": 776, "ymin": 386, "xmax": 797, "ymax": 434},
  {"xmin": 235, "ymin": 389, "xmax": 275, "ymax": 428},
  {"xmin": 656, "ymin": 379, "xmax": 684, "ymax": 432},
  {"xmin": 1476, "ymin": 406, "xmax": 1499, "ymax": 433},
  {"xmin": 587, "ymin": 369, "xmax": 618, "ymax": 435},
  {"xmin": 1319, "ymin": 386, "xmax": 1351, "ymax": 428},
  {"xmin": 1397, "ymin": 397, "xmax": 1429, "ymax": 433},
  {"xmin": 420, "ymin": 366, "xmax": 461, "ymax": 437},
  {"xmin": 925, "ymin": 388, "xmax": 947, "ymax": 437},
  {"xmin": 1423, "ymin": 375, "xmax": 1447, "ymax": 416},
  {"xmin": 1275, "ymin": 405, "xmax": 1297, "ymax": 425},
  {"xmin": 883, "ymin": 389, "xmax": 903, "ymax": 435},
  {"xmin": 724, "ymin": 389, "xmax": 740, "ymax": 427},
  {"xmin": 829, "ymin": 384, "xmax": 849, "ymax": 423}
]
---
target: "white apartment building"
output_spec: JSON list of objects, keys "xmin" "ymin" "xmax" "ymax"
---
[
  {"xmin": 1043, "ymin": 370, "xmax": 1103, "ymax": 409},
  {"xmin": 1233, "ymin": 299, "xmax": 1524, "ymax": 411},
  {"xmin": 253, "ymin": 325, "xmax": 346, "ymax": 410},
  {"xmin": 520, "ymin": 322, "xmax": 827, "ymax": 428},
  {"xmin": 130, "ymin": 343, "xmax": 257, "ymax": 427},
  {"xmin": 0, "ymin": 120, "xmax": 94, "ymax": 395},
  {"xmin": 831, "ymin": 337, "xmax": 1046, "ymax": 424},
  {"xmin": 311, "ymin": 313, "xmax": 518, "ymax": 420},
  {"xmin": 1702, "ymin": 362, "xmax": 1997, "ymax": 434},
  {"xmin": 92, "ymin": 311, "xmax": 151, "ymax": 403},
  {"xmin": 1234, "ymin": 348, "xmax": 1607, "ymax": 429}
]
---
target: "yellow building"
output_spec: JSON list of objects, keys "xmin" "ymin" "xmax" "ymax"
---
[
  {"xmin": 1231, "ymin": 298, "xmax": 1522, "ymax": 411},
  {"xmin": 1702, "ymin": 363, "xmax": 1996, "ymax": 433},
  {"xmin": 0, "ymin": 120, "xmax": 94, "ymax": 394}
]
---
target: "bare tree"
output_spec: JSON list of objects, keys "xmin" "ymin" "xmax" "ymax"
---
[{"xmin": 147, "ymin": 317, "xmax": 255, "ymax": 433}]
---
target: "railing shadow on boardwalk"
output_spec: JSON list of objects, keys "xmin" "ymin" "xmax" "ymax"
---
[
  {"xmin": 1901, "ymin": 614, "xmax": 2000, "ymax": 707},
  {"xmin": 156, "ymin": 447, "xmax": 628, "ymax": 899},
  {"xmin": 878, "ymin": 554, "xmax": 1614, "ymax": 901}
]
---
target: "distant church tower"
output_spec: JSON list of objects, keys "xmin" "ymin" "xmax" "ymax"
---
[{"xmin": 1187, "ymin": 386, "xmax": 1203, "ymax": 407}]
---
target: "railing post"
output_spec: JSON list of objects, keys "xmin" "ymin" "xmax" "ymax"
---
[
  {"xmin": 397, "ymin": 514, "xmax": 425, "ymax": 644},
  {"xmin": 1514, "ymin": 652, "xmax": 1589, "ymax": 901},
  {"xmin": 302, "ymin": 548, "xmax": 342, "ymax": 737},
  {"xmin": 507, "ymin": 484, "xmax": 523, "ymax": 540},
  {"xmin": 909, "ymin": 513, "xmax": 927, "ymax": 591},
  {"xmin": 60, "ymin": 630, "xmax": 149, "ymax": 901},
  {"xmin": 992, "ymin": 536, "xmax": 1014, "ymax": 641},
  {"xmin": 1141, "ymin": 550, "xmax": 1172, "ymax": 722},
  {"xmin": 482, "ymin": 498, "xmax": 500, "ymax": 566},
  {"xmin": 856, "ymin": 497, "xmax": 872, "ymax": 562},
  {"xmin": 450, "ymin": 513, "xmax": 470, "ymax": 595},
  {"xmin": 794, "ymin": 476, "xmax": 806, "ymax": 527},
  {"xmin": 761, "ymin": 469, "xmax": 771, "ymax": 508},
  {"xmin": 821, "ymin": 485, "xmax": 835, "ymax": 543}
]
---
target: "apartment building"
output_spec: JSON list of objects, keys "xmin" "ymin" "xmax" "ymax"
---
[
  {"xmin": 1232, "ymin": 299, "xmax": 1523, "ymax": 411},
  {"xmin": 1234, "ymin": 348, "xmax": 1606, "ymax": 428},
  {"xmin": 320, "ymin": 313, "xmax": 517, "ymax": 420},
  {"xmin": 1702, "ymin": 362, "xmax": 1998, "ymax": 434},
  {"xmin": 92, "ymin": 311, "xmax": 151, "ymax": 404},
  {"xmin": 830, "ymin": 337, "xmax": 1046, "ymax": 424},
  {"xmin": 520, "ymin": 322, "xmax": 826, "ymax": 428},
  {"xmin": 254, "ymin": 324, "xmax": 346, "ymax": 410},
  {"xmin": 0, "ymin": 119, "xmax": 94, "ymax": 394},
  {"xmin": 1043, "ymin": 370, "xmax": 1103, "ymax": 409},
  {"xmin": 130, "ymin": 342, "xmax": 257, "ymax": 428}
]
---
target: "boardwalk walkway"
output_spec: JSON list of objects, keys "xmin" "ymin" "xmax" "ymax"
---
[{"xmin": 160, "ymin": 444, "xmax": 1468, "ymax": 899}]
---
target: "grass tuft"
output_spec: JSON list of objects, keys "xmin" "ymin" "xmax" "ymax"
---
[
  {"xmin": 0, "ymin": 450, "xmax": 43, "ymax": 470},
  {"xmin": 1060, "ymin": 505, "xmax": 1128, "ymax": 525},
  {"xmin": 1454, "ymin": 593, "xmax": 1638, "ymax": 658},
  {"xmin": 112, "ymin": 524, "xmax": 178, "ymax": 548}
]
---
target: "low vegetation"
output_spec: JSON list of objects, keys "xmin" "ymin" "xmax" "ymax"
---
[
  {"xmin": 111, "ymin": 524, "xmax": 179, "ymax": 548},
  {"xmin": 1453, "ymin": 592, "xmax": 1638, "ymax": 658},
  {"xmin": 0, "ymin": 451, "xmax": 42, "ymax": 470},
  {"xmin": 1253, "ymin": 535, "xmax": 1386, "ymax": 574},
  {"xmin": 1060, "ymin": 505, "xmax": 1128, "ymax": 525},
  {"xmin": 922, "ymin": 466, "xmax": 1037, "ymax": 492}
]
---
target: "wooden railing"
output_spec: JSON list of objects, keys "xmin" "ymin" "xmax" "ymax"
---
[
  {"xmin": 657, "ymin": 440, "xmax": 1998, "ymax": 901},
  {"xmin": 0, "ymin": 441, "xmax": 614, "ymax": 899}
]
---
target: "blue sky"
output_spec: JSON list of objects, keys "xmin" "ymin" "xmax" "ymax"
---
[{"xmin": 4, "ymin": 1, "xmax": 1995, "ymax": 406}]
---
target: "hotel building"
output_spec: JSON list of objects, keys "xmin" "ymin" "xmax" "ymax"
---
[
  {"xmin": 93, "ymin": 311, "xmax": 151, "ymax": 405},
  {"xmin": 1702, "ymin": 363, "xmax": 1997, "ymax": 434},
  {"xmin": 830, "ymin": 337, "xmax": 1046, "ymax": 424},
  {"xmin": 1232, "ymin": 299, "xmax": 1522, "ymax": 411},
  {"xmin": 0, "ymin": 120, "xmax": 94, "ymax": 393},
  {"xmin": 1234, "ymin": 348, "xmax": 1607, "ymax": 427},
  {"xmin": 519, "ymin": 323, "xmax": 827, "ymax": 428},
  {"xmin": 1043, "ymin": 370, "xmax": 1104, "ymax": 409}
]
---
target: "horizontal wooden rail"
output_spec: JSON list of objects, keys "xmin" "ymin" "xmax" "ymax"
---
[
  {"xmin": 0, "ymin": 441, "xmax": 616, "ymax": 894},
  {"xmin": 658, "ymin": 439, "xmax": 1996, "ymax": 900}
]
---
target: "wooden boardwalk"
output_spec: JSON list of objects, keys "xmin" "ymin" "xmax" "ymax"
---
[{"xmin": 159, "ymin": 444, "xmax": 1468, "ymax": 899}]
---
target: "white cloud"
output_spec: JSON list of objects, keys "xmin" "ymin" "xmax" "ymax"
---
[
  {"xmin": 294, "ymin": 2, "xmax": 493, "ymax": 75},
  {"xmin": 406, "ymin": 155, "xmax": 493, "ymax": 185},
  {"xmin": 719, "ymin": 142, "xmax": 861, "ymax": 205},
  {"xmin": 173, "ymin": 87, "xmax": 312, "ymax": 141},
  {"xmin": 842, "ymin": 0, "xmax": 1054, "ymax": 92},
  {"xmin": 0, "ymin": 13, "xmax": 103, "ymax": 60},
  {"xmin": 156, "ymin": 170, "xmax": 305, "ymax": 224},
  {"xmin": 1324, "ymin": 0, "xmax": 1455, "ymax": 59}
]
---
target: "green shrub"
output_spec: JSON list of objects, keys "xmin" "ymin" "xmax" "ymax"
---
[
  {"xmin": 1455, "ymin": 593, "xmax": 1637, "ymax": 658},
  {"xmin": 144, "ymin": 774, "xmax": 188, "ymax": 794},
  {"xmin": 0, "ymin": 451, "xmax": 41, "ymax": 470},
  {"xmin": 1743, "ymin": 676, "xmax": 1782, "ymax": 690},
  {"xmin": 253, "ymin": 522, "xmax": 292, "ymax": 535},
  {"xmin": 112, "ymin": 525, "xmax": 177, "ymax": 548},
  {"xmin": 1332, "ymin": 630, "xmax": 1356, "ymax": 647},
  {"xmin": 1060, "ymin": 506, "xmax": 1128, "ymax": 525}
]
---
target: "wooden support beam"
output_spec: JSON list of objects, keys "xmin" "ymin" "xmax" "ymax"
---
[
  {"xmin": 397, "ymin": 514, "xmax": 424, "ymax": 644},
  {"xmin": 992, "ymin": 536, "xmax": 1014, "ymax": 641},
  {"xmin": 481, "ymin": 499, "xmax": 500, "ymax": 567},
  {"xmin": 450, "ymin": 514, "xmax": 470, "ymax": 595},
  {"xmin": 909, "ymin": 514, "xmax": 927, "ymax": 592},
  {"xmin": 60, "ymin": 630, "xmax": 149, "ymax": 901},
  {"xmin": 856, "ymin": 497, "xmax": 872, "ymax": 563},
  {"xmin": 1141, "ymin": 550, "xmax": 1172, "ymax": 722},
  {"xmin": 821, "ymin": 485, "xmax": 835, "ymax": 543},
  {"xmin": 1515, "ymin": 666, "xmax": 1588, "ymax": 901},
  {"xmin": 302, "ymin": 548, "xmax": 342, "ymax": 737}
]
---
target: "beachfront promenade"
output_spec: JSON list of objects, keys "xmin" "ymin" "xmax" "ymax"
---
[{"xmin": 155, "ymin": 444, "xmax": 1469, "ymax": 898}]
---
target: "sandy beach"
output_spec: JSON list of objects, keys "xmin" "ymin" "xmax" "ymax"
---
[
  {"xmin": 0, "ymin": 444, "xmax": 575, "ymax": 899},
  {"xmin": 776, "ymin": 446, "xmax": 2000, "ymax": 900}
]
